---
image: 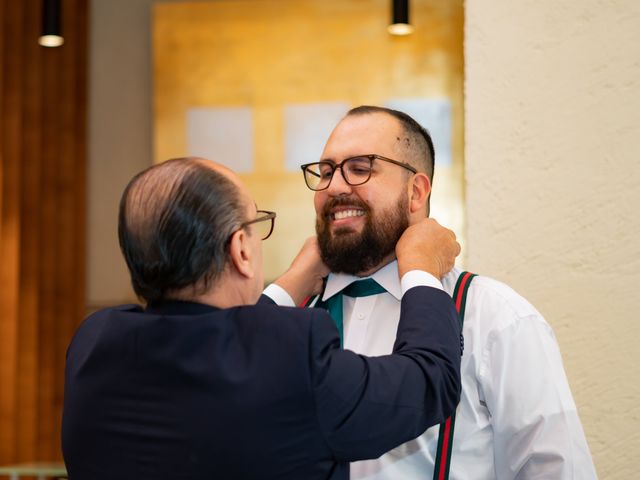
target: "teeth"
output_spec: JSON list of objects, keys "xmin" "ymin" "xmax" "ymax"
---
[{"xmin": 334, "ymin": 209, "xmax": 365, "ymax": 220}]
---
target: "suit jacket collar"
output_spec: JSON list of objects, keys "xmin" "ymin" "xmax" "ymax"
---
[{"xmin": 145, "ymin": 300, "xmax": 220, "ymax": 316}]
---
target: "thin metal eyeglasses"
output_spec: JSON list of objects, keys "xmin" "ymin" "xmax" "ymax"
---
[
  {"xmin": 300, "ymin": 154, "xmax": 417, "ymax": 191},
  {"xmin": 239, "ymin": 210, "xmax": 276, "ymax": 240}
]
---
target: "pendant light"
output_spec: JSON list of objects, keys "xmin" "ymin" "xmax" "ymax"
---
[
  {"xmin": 388, "ymin": 0, "xmax": 414, "ymax": 36},
  {"xmin": 38, "ymin": 0, "xmax": 64, "ymax": 47}
]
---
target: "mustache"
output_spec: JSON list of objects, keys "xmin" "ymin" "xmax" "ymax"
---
[{"xmin": 321, "ymin": 197, "xmax": 370, "ymax": 218}]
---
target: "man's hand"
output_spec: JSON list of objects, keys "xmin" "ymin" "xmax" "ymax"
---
[
  {"xmin": 396, "ymin": 219, "xmax": 461, "ymax": 279},
  {"xmin": 273, "ymin": 237, "xmax": 330, "ymax": 306}
]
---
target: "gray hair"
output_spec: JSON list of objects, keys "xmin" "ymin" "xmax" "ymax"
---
[{"xmin": 118, "ymin": 157, "xmax": 245, "ymax": 304}]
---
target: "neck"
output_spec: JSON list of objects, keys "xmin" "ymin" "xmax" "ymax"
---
[
  {"xmin": 167, "ymin": 275, "xmax": 257, "ymax": 308},
  {"xmin": 354, "ymin": 252, "xmax": 396, "ymax": 277}
]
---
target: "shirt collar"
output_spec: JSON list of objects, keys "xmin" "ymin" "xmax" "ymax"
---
[{"xmin": 322, "ymin": 260, "xmax": 402, "ymax": 301}]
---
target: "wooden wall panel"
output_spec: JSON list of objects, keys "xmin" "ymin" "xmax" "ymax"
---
[
  {"xmin": 0, "ymin": 0, "xmax": 87, "ymax": 464},
  {"xmin": 0, "ymin": 0, "xmax": 24, "ymax": 461}
]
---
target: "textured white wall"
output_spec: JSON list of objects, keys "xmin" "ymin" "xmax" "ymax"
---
[{"xmin": 465, "ymin": 1, "xmax": 640, "ymax": 477}]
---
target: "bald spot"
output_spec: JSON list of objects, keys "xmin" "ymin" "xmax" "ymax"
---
[{"xmin": 123, "ymin": 157, "xmax": 246, "ymax": 247}]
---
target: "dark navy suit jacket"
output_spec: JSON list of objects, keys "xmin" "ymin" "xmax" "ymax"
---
[{"xmin": 62, "ymin": 286, "xmax": 461, "ymax": 480}]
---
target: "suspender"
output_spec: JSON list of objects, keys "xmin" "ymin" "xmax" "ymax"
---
[
  {"xmin": 305, "ymin": 271, "xmax": 477, "ymax": 480},
  {"xmin": 432, "ymin": 271, "xmax": 476, "ymax": 480}
]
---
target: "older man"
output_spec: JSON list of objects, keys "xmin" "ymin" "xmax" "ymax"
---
[
  {"xmin": 291, "ymin": 106, "xmax": 597, "ymax": 479},
  {"xmin": 62, "ymin": 156, "xmax": 464, "ymax": 480}
]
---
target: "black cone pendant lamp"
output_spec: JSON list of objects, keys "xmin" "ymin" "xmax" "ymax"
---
[
  {"xmin": 38, "ymin": 0, "xmax": 64, "ymax": 47},
  {"xmin": 388, "ymin": 0, "xmax": 414, "ymax": 36}
]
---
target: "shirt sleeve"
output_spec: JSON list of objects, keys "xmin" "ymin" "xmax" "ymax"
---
[
  {"xmin": 262, "ymin": 283, "xmax": 296, "ymax": 307},
  {"xmin": 482, "ymin": 313, "xmax": 597, "ymax": 479},
  {"xmin": 400, "ymin": 270, "xmax": 444, "ymax": 295}
]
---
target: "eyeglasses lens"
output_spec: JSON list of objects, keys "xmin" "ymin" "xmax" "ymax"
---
[
  {"xmin": 255, "ymin": 218, "xmax": 273, "ymax": 240},
  {"xmin": 304, "ymin": 157, "xmax": 372, "ymax": 191},
  {"xmin": 342, "ymin": 157, "xmax": 372, "ymax": 185}
]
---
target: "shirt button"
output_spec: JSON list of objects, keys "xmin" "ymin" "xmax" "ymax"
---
[{"xmin": 357, "ymin": 313, "xmax": 365, "ymax": 320}]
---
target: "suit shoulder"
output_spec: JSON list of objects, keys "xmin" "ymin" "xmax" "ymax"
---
[
  {"xmin": 74, "ymin": 304, "xmax": 140, "ymax": 327},
  {"xmin": 66, "ymin": 305, "xmax": 144, "ymax": 357},
  {"xmin": 75, "ymin": 304, "xmax": 142, "ymax": 331}
]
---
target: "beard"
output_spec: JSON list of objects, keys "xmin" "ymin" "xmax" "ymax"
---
[{"xmin": 316, "ymin": 194, "xmax": 409, "ymax": 275}]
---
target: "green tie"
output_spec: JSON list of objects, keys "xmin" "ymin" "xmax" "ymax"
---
[{"xmin": 314, "ymin": 278, "xmax": 387, "ymax": 347}]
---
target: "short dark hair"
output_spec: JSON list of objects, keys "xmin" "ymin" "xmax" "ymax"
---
[
  {"xmin": 118, "ymin": 157, "xmax": 245, "ymax": 304},
  {"xmin": 346, "ymin": 105, "xmax": 435, "ymax": 183}
]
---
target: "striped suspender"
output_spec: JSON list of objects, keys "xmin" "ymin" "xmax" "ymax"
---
[{"xmin": 432, "ymin": 271, "xmax": 476, "ymax": 480}]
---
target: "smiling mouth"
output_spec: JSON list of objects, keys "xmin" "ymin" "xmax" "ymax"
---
[{"xmin": 331, "ymin": 209, "xmax": 365, "ymax": 221}]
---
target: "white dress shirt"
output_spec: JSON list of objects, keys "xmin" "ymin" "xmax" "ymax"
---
[
  {"xmin": 316, "ymin": 262, "xmax": 598, "ymax": 479},
  {"xmin": 267, "ymin": 262, "xmax": 597, "ymax": 479}
]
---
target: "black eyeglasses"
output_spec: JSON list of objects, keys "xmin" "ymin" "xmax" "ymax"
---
[
  {"xmin": 300, "ymin": 154, "xmax": 417, "ymax": 191},
  {"xmin": 240, "ymin": 210, "xmax": 276, "ymax": 240}
]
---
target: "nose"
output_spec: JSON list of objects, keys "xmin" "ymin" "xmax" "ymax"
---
[{"xmin": 326, "ymin": 165, "xmax": 353, "ymax": 196}]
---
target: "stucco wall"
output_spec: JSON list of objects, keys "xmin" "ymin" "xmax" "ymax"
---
[
  {"xmin": 88, "ymin": 0, "xmax": 155, "ymax": 306},
  {"xmin": 465, "ymin": 1, "xmax": 640, "ymax": 477},
  {"xmin": 88, "ymin": 0, "xmax": 210, "ymax": 306}
]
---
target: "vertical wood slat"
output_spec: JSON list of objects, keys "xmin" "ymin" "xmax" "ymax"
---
[
  {"xmin": 0, "ymin": 0, "xmax": 4, "ymax": 232},
  {"xmin": 17, "ymin": 0, "xmax": 42, "ymax": 463},
  {"xmin": 39, "ymin": 0, "xmax": 62, "ymax": 462},
  {"xmin": 58, "ymin": 0, "xmax": 88, "ymax": 459},
  {"xmin": 0, "ymin": 0, "xmax": 25, "ymax": 462},
  {"xmin": 0, "ymin": 0, "xmax": 88, "ymax": 464}
]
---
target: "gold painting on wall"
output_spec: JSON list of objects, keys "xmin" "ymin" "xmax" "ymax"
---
[{"xmin": 153, "ymin": 0, "xmax": 464, "ymax": 282}]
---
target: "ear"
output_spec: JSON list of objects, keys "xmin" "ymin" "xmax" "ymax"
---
[
  {"xmin": 408, "ymin": 173, "xmax": 431, "ymax": 214},
  {"xmin": 227, "ymin": 228, "xmax": 255, "ymax": 279}
]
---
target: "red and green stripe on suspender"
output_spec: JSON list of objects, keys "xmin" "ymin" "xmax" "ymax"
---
[{"xmin": 433, "ymin": 271, "xmax": 476, "ymax": 480}]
